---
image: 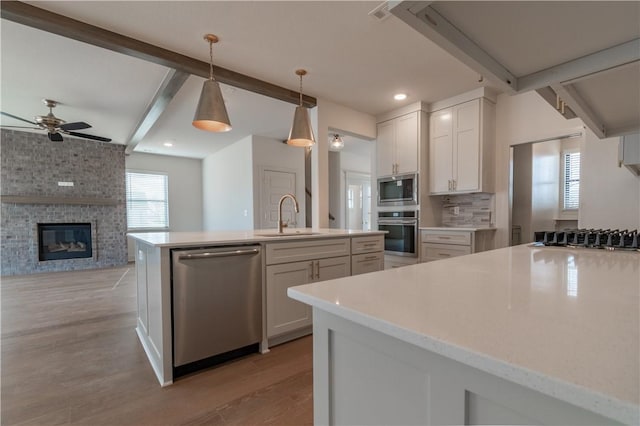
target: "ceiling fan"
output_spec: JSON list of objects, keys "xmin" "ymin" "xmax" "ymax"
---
[{"xmin": 0, "ymin": 99, "xmax": 112, "ymax": 142}]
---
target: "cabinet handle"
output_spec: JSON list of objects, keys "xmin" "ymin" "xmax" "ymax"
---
[
  {"xmin": 453, "ymin": 180, "xmax": 457, "ymax": 191},
  {"xmin": 448, "ymin": 180, "xmax": 451, "ymax": 191},
  {"xmin": 438, "ymin": 236, "xmax": 451, "ymax": 240},
  {"xmin": 364, "ymin": 256, "xmax": 379, "ymax": 261},
  {"xmin": 315, "ymin": 260, "xmax": 320, "ymax": 280},
  {"xmin": 438, "ymin": 253, "xmax": 451, "ymax": 257},
  {"xmin": 309, "ymin": 262, "xmax": 315, "ymax": 280}
]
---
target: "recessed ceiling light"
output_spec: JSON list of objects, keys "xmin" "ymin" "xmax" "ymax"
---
[
  {"xmin": 163, "ymin": 142, "xmax": 174, "ymax": 147},
  {"xmin": 394, "ymin": 93, "xmax": 407, "ymax": 101}
]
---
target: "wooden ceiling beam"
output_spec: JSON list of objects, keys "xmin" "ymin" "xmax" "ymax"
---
[
  {"xmin": 125, "ymin": 69, "xmax": 190, "ymax": 155},
  {"xmin": 0, "ymin": 1, "xmax": 316, "ymax": 108}
]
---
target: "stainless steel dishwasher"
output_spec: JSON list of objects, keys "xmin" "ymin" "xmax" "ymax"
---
[{"xmin": 171, "ymin": 245, "xmax": 262, "ymax": 375}]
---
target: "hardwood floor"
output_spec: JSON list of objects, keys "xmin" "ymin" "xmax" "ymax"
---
[{"xmin": 1, "ymin": 266, "xmax": 313, "ymax": 425}]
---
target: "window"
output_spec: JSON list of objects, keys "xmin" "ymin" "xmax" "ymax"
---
[
  {"xmin": 126, "ymin": 171, "xmax": 169, "ymax": 229},
  {"xmin": 562, "ymin": 150, "xmax": 580, "ymax": 211}
]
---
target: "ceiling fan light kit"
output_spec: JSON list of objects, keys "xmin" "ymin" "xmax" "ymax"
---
[
  {"xmin": 287, "ymin": 69, "xmax": 315, "ymax": 147},
  {"xmin": 0, "ymin": 98, "xmax": 111, "ymax": 142},
  {"xmin": 192, "ymin": 34, "xmax": 232, "ymax": 133}
]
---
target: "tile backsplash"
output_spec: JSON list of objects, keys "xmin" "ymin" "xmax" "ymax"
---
[{"xmin": 441, "ymin": 193, "xmax": 495, "ymax": 227}]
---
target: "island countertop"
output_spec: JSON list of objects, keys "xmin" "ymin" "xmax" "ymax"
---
[
  {"xmin": 288, "ymin": 244, "xmax": 640, "ymax": 424},
  {"xmin": 128, "ymin": 228, "xmax": 385, "ymax": 247}
]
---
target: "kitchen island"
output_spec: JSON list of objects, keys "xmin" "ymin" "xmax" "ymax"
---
[
  {"xmin": 128, "ymin": 228, "xmax": 385, "ymax": 386},
  {"xmin": 288, "ymin": 244, "xmax": 639, "ymax": 425}
]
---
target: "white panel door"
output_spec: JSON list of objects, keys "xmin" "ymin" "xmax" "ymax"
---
[
  {"xmin": 454, "ymin": 99, "xmax": 480, "ymax": 192},
  {"xmin": 395, "ymin": 112, "xmax": 419, "ymax": 174},
  {"xmin": 260, "ymin": 169, "xmax": 297, "ymax": 229},
  {"xmin": 429, "ymin": 108, "xmax": 454, "ymax": 193}
]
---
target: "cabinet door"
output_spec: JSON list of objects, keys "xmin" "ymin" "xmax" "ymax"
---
[
  {"xmin": 453, "ymin": 99, "xmax": 481, "ymax": 192},
  {"xmin": 395, "ymin": 112, "xmax": 419, "ymax": 174},
  {"xmin": 266, "ymin": 261, "xmax": 313, "ymax": 338},
  {"xmin": 376, "ymin": 120, "xmax": 395, "ymax": 176},
  {"xmin": 317, "ymin": 256, "xmax": 351, "ymax": 281},
  {"xmin": 429, "ymin": 108, "xmax": 454, "ymax": 193},
  {"xmin": 352, "ymin": 252, "xmax": 384, "ymax": 275}
]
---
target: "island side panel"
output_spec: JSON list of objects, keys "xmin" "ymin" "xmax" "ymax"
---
[
  {"xmin": 134, "ymin": 240, "xmax": 173, "ymax": 386},
  {"xmin": 312, "ymin": 309, "xmax": 621, "ymax": 426}
]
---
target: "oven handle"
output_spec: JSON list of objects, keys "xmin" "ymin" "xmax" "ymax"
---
[{"xmin": 378, "ymin": 220, "xmax": 418, "ymax": 225}]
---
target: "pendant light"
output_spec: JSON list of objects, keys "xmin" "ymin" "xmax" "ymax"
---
[
  {"xmin": 192, "ymin": 34, "xmax": 232, "ymax": 132},
  {"xmin": 330, "ymin": 134, "xmax": 344, "ymax": 150},
  {"xmin": 287, "ymin": 69, "xmax": 315, "ymax": 147}
]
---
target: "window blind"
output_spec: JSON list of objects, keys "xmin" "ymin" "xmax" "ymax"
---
[
  {"xmin": 563, "ymin": 151, "xmax": 580, "ymax": 210},
  {"xmin": 126, "ymin": 171, "xmax": 169, "ymax": 229}
]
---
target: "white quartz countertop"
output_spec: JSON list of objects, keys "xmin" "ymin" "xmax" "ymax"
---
[
  {"xmin": 288, "ymin": 245, "xmax": 640, "ymax": 424},
  {"xmin": 420, "ymin": 226, "xmax": 496, "ymax": 232},
  {"xmin": 128, "ymin": 228, "xmax": 385, "ymax": 247}
]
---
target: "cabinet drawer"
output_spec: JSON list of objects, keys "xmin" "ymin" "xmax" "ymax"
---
[
  {"xmin": 265, "ymin": 238, "xmax": 350, "ymax": 265},
  {"xmin": 422, "ymin": 230, "xmax": 471, "ymax": 246},
  {"xmin": 422, "ymin": 243, "xmax": 471, "ymax": 262},
  {"xmin": 351, "ymin": 253, "xmax": 384, "ymax": 275},
  {"xmin": 351, "ymin": 235, "xmax": 384, "ymax": 254}
]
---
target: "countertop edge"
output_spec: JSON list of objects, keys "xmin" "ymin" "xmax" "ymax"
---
[
  {"xmin": 420, "ymin": 227, "xmax": 497, "ymax": 232},
  {"xmin": 287, "ymin": 287, "xmax": 639, "ymax": 425},
  {"xmin": 128, "ymin": 229, "xmax": 386, "ymax": 247}
]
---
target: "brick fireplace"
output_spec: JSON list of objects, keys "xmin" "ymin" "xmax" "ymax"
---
[{"xmin": 1, "ymin": 129, "xmax": 128, "ymax": 275}]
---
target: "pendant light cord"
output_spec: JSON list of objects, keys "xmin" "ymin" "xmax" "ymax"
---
[
  {"xmin": 209, "ymin": 39, "xmax": 214, "ymax": 81},
  {"xmin": 299, "ymin": 74, "xmax": 303, "ymax": 106}
]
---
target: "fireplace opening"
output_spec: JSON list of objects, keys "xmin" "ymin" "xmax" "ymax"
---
[{"xmin": 38, "ymin": 223, "xmax": 93, "ymax": 261}]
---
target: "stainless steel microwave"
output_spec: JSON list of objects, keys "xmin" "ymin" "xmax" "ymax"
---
[{"xmin": 377, "ymin": 173, "xmax": 418, "ymax": 206}]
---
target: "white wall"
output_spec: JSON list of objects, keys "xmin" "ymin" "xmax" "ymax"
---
[
  {"xmin": 125, "ymin": 152, "xmax": 203, "ymax": 260},
  {"xmin": 202, "ymin": 136, "xmax": 254, "ymax": 231},
  {"xmin": 313, "ymin": 98, "xmax": 377, "ymax": 228},
  {"xmin": 579, "ymin": 132, "xmax": 640, "ymax": 230},
  {"xmin": 530, "ymin": 139, "xmax": 560, "ymax": 235},
  {"xmin": 251, "ymin": 135, "xmax": 306, "ymax": 228},
  {"xmin": 512, "ymin": 144, "xmax": 532, "ymax": 243}
]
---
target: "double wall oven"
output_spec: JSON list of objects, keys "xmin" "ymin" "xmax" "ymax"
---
[{"xmin": 377, "ymin": 210, "xmax": 418, "ymax": 257}]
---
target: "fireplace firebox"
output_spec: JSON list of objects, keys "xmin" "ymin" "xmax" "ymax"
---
[{"xmin": 38, "ymin": 223, "xmax": 93, "ymax": 261}]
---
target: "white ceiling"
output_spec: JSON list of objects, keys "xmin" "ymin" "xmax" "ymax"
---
[
  {"xmin": 1, "ymin": 1, "xmax": 488, "ymax": 158},
  {"xmin": 2, "ymin": 1, "xmax": 637, "ymax": 159}
]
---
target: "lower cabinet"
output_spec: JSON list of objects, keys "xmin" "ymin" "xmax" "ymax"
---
[
  {"xmin": 266, "ymin": 256, "xmax": 351, "ymax": 338},
  {"xmin": 352, "ymin": 252, "xmax": 384, "ymax": 275},
  {"xmin": 265, "ymin": 235, "xmax": 384, "ymax": 343},
  {"xmin": 420, "ymin": 229, "xmax": 495, "ymax": 263}
]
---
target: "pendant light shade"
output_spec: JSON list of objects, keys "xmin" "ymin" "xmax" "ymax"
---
[
  {"xmin": 192, "ymin": 34, "xmax": 232, "ymax": 133},
  {"xmin": 287, "ymin": 69, "xmax": 315, "ymax": 147}
]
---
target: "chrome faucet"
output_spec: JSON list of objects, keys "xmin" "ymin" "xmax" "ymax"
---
[{"xmin": 278, "ymin": 193, "xmax": 300, "ymax": 234}]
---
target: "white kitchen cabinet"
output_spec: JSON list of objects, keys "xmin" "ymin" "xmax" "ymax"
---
[
  {"xmin": 352, "ymin": 252, "xmax": 384, "ymax": 275},
  {"xmin": 265, "ymin": 238, "xmax": 351, "ymax": 340},
  {"xmin": 351, "ymin": 235, "xmax": 384, "ymax": 275},
  {"xmin": 420, "ymin": 228, "xmax": 494, "ymax": 263},
  {"xmin": 377, "ymin": 111, "xmax": 419, "ymax": 176},
  {"xmin": 429, "ymin": 98, "xmax": 495, "ymax": 194}
]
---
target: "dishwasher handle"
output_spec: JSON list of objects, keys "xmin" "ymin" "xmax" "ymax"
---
[{"xmin": 177, "ymin": 248, "xmax": 260, "ymax": 260}]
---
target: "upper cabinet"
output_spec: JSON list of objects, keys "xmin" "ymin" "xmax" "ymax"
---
[
  {"xmin": 429, "ymin": 98, "xmax": 495, "ymax": 195},
  {"xmin": 377, "ymin": 111, "xmax": 419, "ymax": 176}
]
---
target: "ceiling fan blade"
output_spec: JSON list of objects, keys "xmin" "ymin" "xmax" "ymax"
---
[
  {"xmin": 0, "ymin": 125, "xmax": 40, "ymax": 130},
  {"xmin": 67, "ymin": 131, "xmax": 112, "ymax": 142},
  {"xmin": 1, "ymin": 111, "xmax": 37, "ymax": 125},
  {"xmin": 48, "ymin": 132, "xmax": 64, "ymax": 142},
  {"xmin": 60, "ymin": 121, "xmax": 91, "ymax": 131}
]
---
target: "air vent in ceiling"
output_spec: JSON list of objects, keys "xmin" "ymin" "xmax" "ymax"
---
[{"xmin": 369, "ymin": 2, "xmax": 391, "ymax": 21}]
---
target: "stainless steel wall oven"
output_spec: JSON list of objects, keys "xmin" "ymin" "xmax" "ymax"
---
[{"xmin": 377, "ymin": 210, "xmax": 418, "ymax": 257}]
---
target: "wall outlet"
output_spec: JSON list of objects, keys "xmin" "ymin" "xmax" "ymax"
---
[
  {"xmin": 451, "ymin": 206, "xmax": 460, "ymax": 216},
  {"xmin": 243, "ymin": 209, "xmax": 248, "ymax": 217}
]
